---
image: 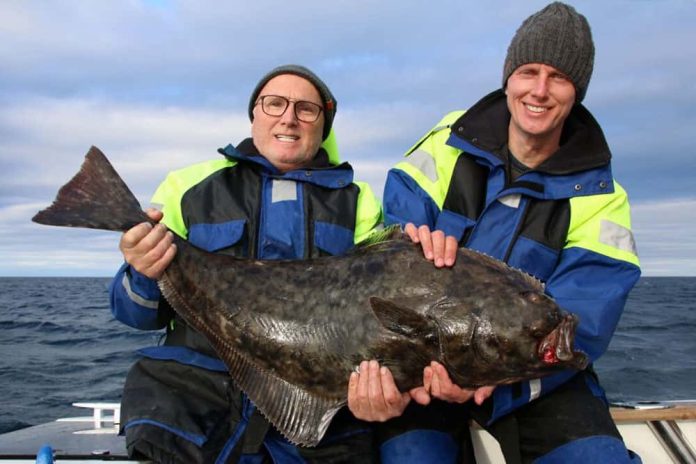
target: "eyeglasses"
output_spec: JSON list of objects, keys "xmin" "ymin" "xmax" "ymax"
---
[{"xmin": 255, "ymin": 95, "xmax": 323, "ymax": 123}]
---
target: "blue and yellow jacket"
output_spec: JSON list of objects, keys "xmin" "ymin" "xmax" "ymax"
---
[
  {"xmin": 383, "ymin": 89, "xmax": 641, "ymax": 423},
  {"xmin": 109, "ymin": 135, "xmax": 382, "ymax": 371}
]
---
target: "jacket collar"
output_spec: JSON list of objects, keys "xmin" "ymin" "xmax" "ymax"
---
[
  {"xmin": 217, "ymin": 138, "xmax": 354, "ymax": 189},
  {"xmin": 449, "ymin": 89, "xmax": 612, "ymax": 175}
]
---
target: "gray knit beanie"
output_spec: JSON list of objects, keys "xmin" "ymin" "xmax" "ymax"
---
[
  {"xmin": 248, "ymin": 64, "xmax": 337, "ymax": 140},
  {"xmin": 503, "ymin": 2, "xmax": 594, "ymax": 102}
]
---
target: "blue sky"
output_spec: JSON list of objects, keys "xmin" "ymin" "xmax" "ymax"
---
[{"xmin": 1, "ymin": 0, "xmax": 694, "ymax": 276}]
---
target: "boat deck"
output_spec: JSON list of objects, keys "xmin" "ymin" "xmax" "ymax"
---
[
  {"xmin": 1, "ymin": 401, "xmax": 695, "ymax": 463},
  {"xmin": 0, "ymin": 403, "xmax": 139, "ymax": 463}
]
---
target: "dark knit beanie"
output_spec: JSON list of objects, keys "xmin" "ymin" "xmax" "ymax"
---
[
  {"xmin": 503, "ymin": 2, "xmax": 594, "ymax": 102},
  {"xmin": 248, "ymin": 64, "xmax": 337, "ymax": 140}
]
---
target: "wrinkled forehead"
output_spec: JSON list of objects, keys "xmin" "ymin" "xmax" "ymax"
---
[{"xmin": 257, "ymin": 74, "xmax": 322, "ymax": 104}]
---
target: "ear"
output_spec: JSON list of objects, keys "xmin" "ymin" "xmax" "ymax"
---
[{"xmin": 369, "ymin": 297, "xmax": 437, "ymax": 338}]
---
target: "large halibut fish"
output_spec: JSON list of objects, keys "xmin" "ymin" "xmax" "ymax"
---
[{"xmin": 33, "ymin": 146, "xmax": 589, "ymax": 446}]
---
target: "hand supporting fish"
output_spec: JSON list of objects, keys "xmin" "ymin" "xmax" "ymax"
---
[
  {"xmin": 33, "ymin": 146, "xmax": 589, "ymax": 446},
  {"xmin": 118, "ymin": 208, "xmax": 176, "ymax": 280}
]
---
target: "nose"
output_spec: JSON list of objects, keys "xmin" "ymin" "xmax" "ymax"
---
[
  {"xmin": 279, "ymin": 102, "xmax": 299, "ymax": 124},
  {"xmin": 530, "ymin": 75, "xmax": 550, "ymax": 99}
]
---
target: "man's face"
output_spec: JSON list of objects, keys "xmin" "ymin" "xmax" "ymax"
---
[
  {"xmin": 506, "ymin": 63, "xmax": 576, "ymax": 148},
  {"xmin": 251, "ymin": 74, "xmax": 324, "ymax": 172}
]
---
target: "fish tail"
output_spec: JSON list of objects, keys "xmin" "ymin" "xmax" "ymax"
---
[{"xmin": 32, "ymin": 146, "xmax": 150, "ymax": 232}]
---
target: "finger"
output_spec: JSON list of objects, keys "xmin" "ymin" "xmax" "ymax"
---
[
  {"xmin": 146, "ymin": 223, "xmax": 171, "ymax": 248},
  {"xmin": 474, "ymin": 386, "xmax": 496, "ymax": 405},
  {"xmin": 125, "ymin": 223, "xmax": 169, "ymax": 259},
  {"xmin": 422, "ymin": 365, "xmax": 433, "ymax": 392},
  {"xmin": 145, "ymin": 241, "xmax": 177, "ymax": 279},
  {"xmin": 431, "ymin": 230, "xmax": 446, "ymax": 267},
  {"xmin": 380, "ymin": 366, "xmax": 408, "ymax": 413},
  {"xmin": 433, "ymin": 366, "xmax": 475, "ymax": 404},
  {"xmin": 444, "ymin": 235, "xmax": 459, "ymax": 267},
  {"xmin": 144, "ymin": 208, "xmax": 164, "ymax": 222},
  {"xmin": 347, "ymin": 372, "xmax": 360, "ymax": 414},
  {"xmin": 430, "ymin": 362, "xmax": 463, "ymax": 402},
  {"xmin": 120, "ymin": 222, "xmax": 154, "ymax": 250},
  {"xmin": 367, "ymin": 360, "xmax": 384, "ymax": 411},
  {"xmin": 409, "ymin": 386, "xmax": 431, "ymax": 406},
  {"xmin": 404, "ymin": 223, "xmax": 420, "ymax": 243},
  {"xmin": 431, "ymin": 361, "xmax": 449, "ymax": 380},
  {"xmin": 430, "ymin": 363, "xmax": 442, "ymax": 397},
  {"xmin": 356, "ymin": 361, "xmax": 369, "ymax": 402},
  {"xmin": 348, "ymin": 371, "xmax": 359, "ymax": 395},
  {"xmin": 144, "ymin": 230, "xmax": 175, "ymax": 262},
  {"xmin": 417, "ymin": 225, "xmax": 434, "ymax": 260}
]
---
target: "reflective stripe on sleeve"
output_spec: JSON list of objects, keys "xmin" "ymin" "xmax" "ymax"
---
[
  {"xmin": 529, "ymin": 378, "xmax": 542, "ymax": 401},
  {"xmin": 599, "ymin": 219, "xmax": 638, "ymax": 256},
  {"xmin": 406, "ymin": 149, "xmax": 439, "ymax": 183},
  {"xmin": 121, "ymin": 274, "xmax": 159, "ymax": 309}
]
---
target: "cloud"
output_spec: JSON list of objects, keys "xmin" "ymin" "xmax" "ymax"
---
[
  {"xmin": 0, "ymin": 97, "xmax": 250, "ymax": 203},
  {"xmin": 1, "ymin": 0, "xmax": 695, "ymax": 276}
]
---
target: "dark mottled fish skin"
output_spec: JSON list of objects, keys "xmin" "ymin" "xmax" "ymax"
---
[
  {"xmin": 32, "ymin": 146, "xmax": 150, "ymax": 231},
  {"xmin": 33, "ymin": 147, "xmax": 589, "ymax": 446}
]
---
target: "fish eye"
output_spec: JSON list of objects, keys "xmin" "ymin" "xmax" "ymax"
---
[
  {"xmin": 528, "ymin": 318, "xmax": 554, "ymax": 338},
  {"xmin": 529, "ymin": 326, "xmax": 546, "ymax": 338},
  {"xmin": 521, "ymin": 291, "xmax": 543, "ymax": 304},
  {"xmin": 498, "ymin": 337, "xmax": 513, "ymax": 353},
  {"xmin": 482, "ymin": 335, "xmax": 515, "ymax": 357}
]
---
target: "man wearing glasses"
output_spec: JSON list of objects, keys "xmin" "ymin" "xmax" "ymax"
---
[{"xmin": 109, "ymin": 65, "xmax": 383, "ymax": 463}]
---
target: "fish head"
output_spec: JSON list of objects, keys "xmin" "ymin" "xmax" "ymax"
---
[{"xmin": 438, "ymin": 289, "xmax": 589, "ymax": 387}]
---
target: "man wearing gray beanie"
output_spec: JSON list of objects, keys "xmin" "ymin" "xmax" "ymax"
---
[
  {"xmin": 377, "ymin": 2, "xmax": 641, "ymax": 463},
  {"xmin": 110, "ymin": 64, "xmax": 383, "ymax": 463}
]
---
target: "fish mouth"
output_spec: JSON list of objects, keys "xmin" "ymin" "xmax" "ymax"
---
[{"xmin": 537, "ymin": 314, "xmax": 589, "ymax": 369}]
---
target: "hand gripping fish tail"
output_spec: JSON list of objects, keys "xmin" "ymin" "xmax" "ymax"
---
[{"xmin": 34, "ymin": 146, "xmax": 589, "ymax": 447}]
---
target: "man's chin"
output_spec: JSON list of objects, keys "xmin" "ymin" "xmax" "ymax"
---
[{"xmin": 268, "ymin": 154, "xmax": 312, "ymax": 172}]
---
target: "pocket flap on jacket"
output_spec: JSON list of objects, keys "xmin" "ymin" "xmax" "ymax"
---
[
  {"xmin": 188, "ymin": 220, "xmax": 246, "ymax": 252},
  {"xmin": 314, "ymin": 221, "xmax": 354, "ymax": 256}
]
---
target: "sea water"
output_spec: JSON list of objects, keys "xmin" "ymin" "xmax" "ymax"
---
[{"xmin": 1, "ymin": 276, "xmax": 694, "ymax": 434}]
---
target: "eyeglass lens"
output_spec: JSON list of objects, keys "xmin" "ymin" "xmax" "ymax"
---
[{"xmin": 259, "ymin": 95, "xmax": 322, "ymax": 122}]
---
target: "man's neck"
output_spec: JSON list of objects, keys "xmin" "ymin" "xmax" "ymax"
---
[{"xmin": 507, "ymin": 127, "xmax": 561, "ymax": 169}]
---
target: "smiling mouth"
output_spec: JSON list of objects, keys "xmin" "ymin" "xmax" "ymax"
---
[
  {"xmin": 524, "ymin": 103, "xmax": 547, "ymax": 113},
  {"xmin": 275, "ymin": 135, "xmax": 299, "ymax": 142}
]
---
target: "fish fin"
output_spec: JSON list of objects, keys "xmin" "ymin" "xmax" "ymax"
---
[
  {"xmin": 462, "ymin": 249, "xmax": 545, "ymax": 292},
  {"xmin": 354, "ymin": 224, "xmax": 403, "ymax": 247},
  {"xmin": 520, "ymin": 272, "xmax": 545, "ymax": 292},
  {"xmin": 158, "ymin": 274, "xmax": 344, "ymax": 447},
  {"xmin": 221, "ymin": 340, "xmax": 344, "ymax": 447},
  {"xmin": 32, "ymin": 146, "xmax": 149, "ymax": 232},
  {"xmin": 369, "ymin": 296, "xmax": 436, "ymax": 337}
]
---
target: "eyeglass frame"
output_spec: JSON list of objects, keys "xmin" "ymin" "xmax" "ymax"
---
[{"xmin": 254, "ymin": 95, "xmax": 324, "ymax": 123}]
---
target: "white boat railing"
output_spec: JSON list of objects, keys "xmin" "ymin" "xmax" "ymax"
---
[{"xmin": 55, "ymin": 402, "xmax": 120, "ymax": 435}]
